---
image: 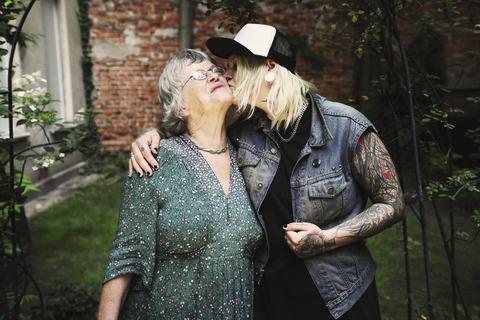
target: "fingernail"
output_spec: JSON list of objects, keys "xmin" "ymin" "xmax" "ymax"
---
[
  {"xmin": 137, "ymin": 172, "xmax": 141, "ymax": 177},
  {"xmin": 283, "ymin": 224, "xmax": 287, "ymax": 228},
  {"xmin": 147, "ymin": 171, "xmax": 152, "ymax": 176},
  {"xmin": 154, "ymin": 165, "xmax": 158, "ymax": 170},
  {"xmin": 154, "ymin": 148, "xmax": 158, "ymax": 153}
]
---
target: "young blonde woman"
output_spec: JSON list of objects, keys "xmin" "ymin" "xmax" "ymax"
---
[{"xmin": 130, "ymin": 24, "xmax": 405, "ymax": 320}]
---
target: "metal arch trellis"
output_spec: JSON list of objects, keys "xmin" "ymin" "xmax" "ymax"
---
[
  {"xmin": 1, "ymin": 0, "xmax": 37, "ymax": 319},
  {"xmin": 379, "ymin": 0, "xmax": 435, "ymax": 319},
  {"xmin": 0, "ymin": 0, "xmax": 435, "ymax": 319}
]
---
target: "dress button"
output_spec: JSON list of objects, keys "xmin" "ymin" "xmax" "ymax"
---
[
  {"xmin": 328, "ymin": 186, "xmax": 335, "ymax": 194},
  {"xmin": 257, "ymin": 183, "xmax": 264, "ymax": 190},
  {"xmin": 238, "ymin": 157, "xmax": 243, "ymax": 164},
  {"xmin": 312, "ymin": 159, "xmax": 321, "ymax": 168},
  {"xmin": 270, "ymin": 148, "xmax": 277, "ymax": 154}
]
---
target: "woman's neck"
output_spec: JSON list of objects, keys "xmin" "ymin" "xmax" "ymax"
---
[{"xmin": 186, "ymin": 118, "xmax": 228, "ymax": 150}]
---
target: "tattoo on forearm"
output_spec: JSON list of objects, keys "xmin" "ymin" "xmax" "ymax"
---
[
  {"xmin": 142, "ymin": 127, "xmax": 155, "ymax": 134},
  {"xmin": 139, "ymin": 127, "xmax": 155, "ymax": 138},
  {"xmin": 295, "ymin": 233, "xmax": 335, "ymax": 258},
  {"xmin": 339, "ymin": 130, "xmax": 405, "ymax": 240}
]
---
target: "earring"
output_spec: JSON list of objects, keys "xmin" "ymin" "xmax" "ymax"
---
[{"xmin": 265, "ymin": 72, "xmax": 275, "ymax": 84}]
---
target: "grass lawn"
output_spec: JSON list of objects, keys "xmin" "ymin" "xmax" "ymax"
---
[
  {"xmin": 369, "ymin": 204, "xmax": 480, "ymax": 320},
  {"xmin": 28, "ymin": 179, "xmax": 125, "ymax": 289},
  {"xmin": 27, "ymin": 177, "xmax": 480, "ymax": 319}
]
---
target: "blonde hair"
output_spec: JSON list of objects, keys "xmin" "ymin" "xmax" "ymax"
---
[{"xmin": 234, "ymin": 55, "xmax": 316, "ymax": 130}]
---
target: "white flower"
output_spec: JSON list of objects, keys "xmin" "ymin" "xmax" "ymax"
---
[
  {"xmin": 20, "ymin": 78, "xmax": 29, "ymax": 87},
  {"xmin": 48, "ymin": 159, "xmax": 54, "ymax": 165},
  {"xmin": 29, "ymin": 105, "xmax": 37, "ymax": 111},
  {"xmin": 30, "ymin": 119, "xmax": 38, "ymax": 123},
  {"xmin": 32, "ymin": 70, "xmax": 41, "ymax": 78},
  {"xmin": 26, "ymin": 74, "xmax": 35, "ymax": 82},
  {"xmin": 40, "ymin": 78, "xmax": 47, "ymax": 83},
  {"xmin": 59, "ymin": 153, "xmax": 65, "ymax": 158},
  {"xmin": 42, "ymin": 162, "xmax": 49, "ymax": 168},
  {"xmin": 32, "ymin": 166, "xmax": 38, "ymax": 171},
  {"xmin": 31, "ymin": 89, "xmax": 42, "ymax": 97}
]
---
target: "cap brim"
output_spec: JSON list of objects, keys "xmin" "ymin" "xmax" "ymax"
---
[{"xmin": 207, "ymin": 37, "xmax": 262, "ymax": 60}]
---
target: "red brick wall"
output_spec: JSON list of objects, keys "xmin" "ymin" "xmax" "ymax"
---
[{"xmin": 89, "ymin": 0, "xmax": 479, "ymax": 151}]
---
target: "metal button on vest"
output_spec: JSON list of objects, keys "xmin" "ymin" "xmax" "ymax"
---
[
  {"xmin": 257, "ymin": 183, "xmax": 264, "ymax": 190},
  {"xmin": 312, "ymin": 159, "xmax": 321, "ymax": 168},
  {"xmin": 238, "ymin": 157, "xmax": 243, "ymax": 164},
  {"xmin": 270, "ymin": 148, "xmax": 277, "ymax": 154},
  {"xmin": 327, "ymin": 186, "xmax": 335, "ymax": 194}
]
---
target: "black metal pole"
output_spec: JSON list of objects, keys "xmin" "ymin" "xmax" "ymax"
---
[
  {"xmin": 5, "ymin": 1, "xmax": 37, "ymax": 319},
  {"xmin": 378, "ymin": 0, "xmax": 435, "ymax": 318}
]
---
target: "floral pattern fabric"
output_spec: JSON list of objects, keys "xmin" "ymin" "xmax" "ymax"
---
[{"xmin": 104, "ymin": 135, "xmax": 263, "ymax": 319}]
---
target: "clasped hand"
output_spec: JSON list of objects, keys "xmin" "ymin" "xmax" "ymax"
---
[{"xmin": 283, "ymin": 222, "xmax": 335, "ymax": 258}]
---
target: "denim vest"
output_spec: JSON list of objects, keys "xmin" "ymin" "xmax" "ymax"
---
[{"xmin": 228, "ymin": 92, "xmax": 377, "ymax": 319}]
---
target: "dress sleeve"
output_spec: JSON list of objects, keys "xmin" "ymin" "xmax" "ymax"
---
[{"xmin": 103, "ymin": 169, "xmax": 164, "ymax": 291}]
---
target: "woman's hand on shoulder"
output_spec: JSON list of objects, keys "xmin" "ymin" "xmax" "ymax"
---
[{"xmin": 128, "ymin": 127, "xmax": 162, "ymax": 178}]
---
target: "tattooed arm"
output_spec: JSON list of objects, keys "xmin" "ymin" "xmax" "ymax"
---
[
  {"xmin": 128, "ymin": 127, "xmax": 162, "ymax": 178},
  {"xmin": 284, "ymin": 129, "xmax": 405, "ymax": 258}
]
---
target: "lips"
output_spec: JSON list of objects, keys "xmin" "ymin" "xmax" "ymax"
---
[{"xmin": 211, "ymin": 83, "xmax": 225, "ymax": 93}]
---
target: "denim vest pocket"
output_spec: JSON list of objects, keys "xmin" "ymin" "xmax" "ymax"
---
[
  {"xmin": 307, "ymin": 171, "xmax": 347, "ymax": 227},
  {"xmin": 237, "ymin": 148, "xmax": 261, "ymax": 179},
  {"xmin": 236, "ymin": 148, "xmax": 263, "ymax": 204}
]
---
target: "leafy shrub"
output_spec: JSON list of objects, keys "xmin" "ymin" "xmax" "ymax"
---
[
  {"xmin": 79, "ymin": 150, "xmax": 130, "ymax": 180},
  {"xmin": 20, "ymin": 278, "xmax": 100, "ymax": 320}
]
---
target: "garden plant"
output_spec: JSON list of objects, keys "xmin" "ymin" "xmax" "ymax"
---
[{"xmin": 0, "ymin": 0, "xmax": 100, "ymax": 319}]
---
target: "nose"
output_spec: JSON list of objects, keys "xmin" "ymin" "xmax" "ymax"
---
[{"xmin": 207, "ymin": 71, "xmax": 219, "ymax": 82}]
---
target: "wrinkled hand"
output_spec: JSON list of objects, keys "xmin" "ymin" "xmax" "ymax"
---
[
  {"xmin": 128, "ymin": 128, "xmax": 162, "ymax": 178},
  {"xmin": 283, "ymin": 222, "xmax": 335, "ymax": 258}
]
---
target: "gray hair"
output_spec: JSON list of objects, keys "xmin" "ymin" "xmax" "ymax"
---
[{"xmin": 158, "ymin": 49, "xmax": 217, "ymax": 136}]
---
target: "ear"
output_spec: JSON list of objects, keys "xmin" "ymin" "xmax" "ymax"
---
[
  {"xmin": 265, "ymin": 60, "xmax": 280, "ymax": 85},
  {"xmin": 266, "ymin": 59, "xmax": 280, "ymax": 73},
  {"xmin": 179, "ymin": 104, "xmax": 190, "ymax": 118}
]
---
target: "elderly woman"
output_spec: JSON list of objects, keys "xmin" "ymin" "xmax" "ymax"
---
[
  {"xmin": 130, "ymin": 24, "xmax": 405, "ymax": 320},
  {"xmin": 98, "ymin": 49, "xmax": 263, "ymax": 320}
]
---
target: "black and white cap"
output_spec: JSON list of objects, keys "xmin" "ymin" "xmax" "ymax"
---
[{"xmin": 207, "ymin": 24, "xmax": 296, "ymax": 74}]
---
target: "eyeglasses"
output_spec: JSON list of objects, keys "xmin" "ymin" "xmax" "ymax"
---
[{"xmin": 182, "ymin": 66, "xmax": 226, "ymax": 89}]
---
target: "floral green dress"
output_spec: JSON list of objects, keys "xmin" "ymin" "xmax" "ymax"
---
[{"xmin": 103, "ymin": 135, "xmax": 263, "ymax": 319}]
